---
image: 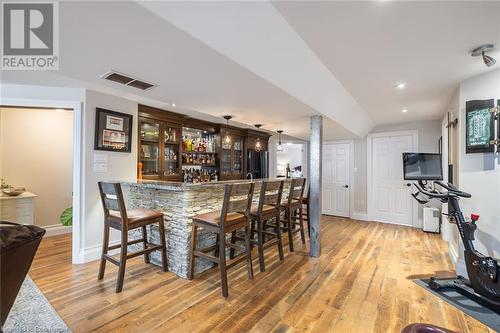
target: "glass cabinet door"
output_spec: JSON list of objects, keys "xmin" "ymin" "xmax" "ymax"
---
[
  {"xmin": 163, "ymin": 126, "xmax": 180, "ymax": 176},
  {"xmin": 164, "ymin": 126, "xmax": 180, "ymax": 144},
  {"xmin": 221, "ymin": 130, "xmax": 232, "ymax": 175},
  {"xmin": 140, "ymin": 121, "xmax": 160, "ymax": 177},
  {"xmin": 232, "ymin": 137, "xmax": 243, "ymax": 174}
]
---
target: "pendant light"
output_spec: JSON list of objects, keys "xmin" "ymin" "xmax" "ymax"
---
[
  {"xmin": 254, "ymin": 124, "xmax": 262, "ymax": 152},
  {"xmin": 276, "ymin": 130, "xmax": 284, "ymax": 152},
  {"xmin": 223, "ymin": 115, "xmax": 232, "ymax": 145}
]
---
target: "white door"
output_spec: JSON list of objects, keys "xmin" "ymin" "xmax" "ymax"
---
[
  {"xmin": 322, "ymin": 143, "xmax": 350, "ymax": 217},
  {"xmin": 370, "ymin": 133, "xmax": 415, "ymax": 226}
]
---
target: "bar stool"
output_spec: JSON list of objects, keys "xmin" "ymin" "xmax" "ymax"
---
[
  {"xmin": 280, "ymin": 178, "xmax": 306, "ymax": 252},
  {"xmin": 97, "ymin": 182, "xmax": 167, "ymax": 293},
  {"xmin": 296, "ymin": 184, "xmax": 310, "ymax": 237},
  {"xmin": 249, "ymin": 180, "xmax": 285, "ymax": 272},
  {"xmin": 188, "ymin": 183, "xmax": 254, "ymax": 298}
]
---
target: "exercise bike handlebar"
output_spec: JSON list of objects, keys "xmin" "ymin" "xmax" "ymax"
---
[
  {"xmin": 413, "ymin": 182, "xmax": 448, "ymax": 199},
  {"xmin": 434, "ymin": 181, "xmax": 471, "ymax": 198},
  {"xmin": 412, "ymin": 180, "xmax": 471, "ymax": 200}
]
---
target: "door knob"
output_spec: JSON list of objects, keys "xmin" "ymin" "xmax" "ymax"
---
[
  {"xmin": 406, "ymin": 183, "xmax": 411, "ymax": 187},
  {"xmin": 344, "ymin": 185, "xmax": 349, "ymax": 188}
]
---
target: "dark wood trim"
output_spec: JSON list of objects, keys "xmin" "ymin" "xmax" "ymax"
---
[{"xmin": 138, "ymin": 104, "xmax": 186, "ymax": 125}]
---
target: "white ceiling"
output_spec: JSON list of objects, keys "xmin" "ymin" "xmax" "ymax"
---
[
  {"xmin": 273, "ymin": 0, "xmax": 500, "ymax": 125},
  {"xmin": 2, "ymin": 1, "xmax": 499, "ymax": 140}
]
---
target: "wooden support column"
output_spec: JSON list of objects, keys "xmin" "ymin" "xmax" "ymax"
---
[{"xmin": 309, "ymin": 115, "xmax": 322, "ymax": 257}]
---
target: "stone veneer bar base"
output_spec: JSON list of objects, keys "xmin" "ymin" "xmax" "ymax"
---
[{"xmin": 121, "ymin": 179, "xmax": 290, "ymax": 279}]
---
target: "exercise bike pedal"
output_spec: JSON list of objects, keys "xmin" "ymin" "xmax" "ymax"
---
[{"xmin": 428, "ymin": 276, "xmax": 471, "ymax": 290}]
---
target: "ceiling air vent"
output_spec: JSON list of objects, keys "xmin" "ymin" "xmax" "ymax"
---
[{"xmin": 101, "ymin": 71, "xmax": 156, "ymax": 91}]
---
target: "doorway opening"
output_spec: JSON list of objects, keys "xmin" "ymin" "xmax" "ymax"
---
[
  {"xmin": 0, "ymin": 107, "xmax": 75, "ymax": 237},
  {"xmin": 276, "ymin": 142, "xmax": 306, "ymax": 178}
]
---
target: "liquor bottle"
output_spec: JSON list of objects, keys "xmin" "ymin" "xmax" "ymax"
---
[
  {"xmin": 206, "ymin": 136, "xmax": 211, "ymax": 153},
  {"xmin": 286, "ymin": 163, "xmax": 291, "ymax": 179}
]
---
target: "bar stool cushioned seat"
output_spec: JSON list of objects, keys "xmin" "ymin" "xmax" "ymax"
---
[
  {"xmin": 191, "ymin": 211, "xmax": 247, "ymax": 228},
  {"xmin": 250, "ymin": 204, "xmax": 276, "ymax": 217},
  {"xmin": 108, "ymin": 208, "xmax": 164, "ymax": 228}
]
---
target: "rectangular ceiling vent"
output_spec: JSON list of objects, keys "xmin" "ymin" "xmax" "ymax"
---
[{"xmin": 101, "ymin": 71, "xmax": 156, "ymax": 91}]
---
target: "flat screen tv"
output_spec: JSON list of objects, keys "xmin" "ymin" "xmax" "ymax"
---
[{"xmin": 402, "ymin": 153, "xmax": 443, "ymax": 181}]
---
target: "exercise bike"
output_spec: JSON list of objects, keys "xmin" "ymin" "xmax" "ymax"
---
[{"xmin": 411, "ymin": 179, "xmax": 500, "ymax": 314}]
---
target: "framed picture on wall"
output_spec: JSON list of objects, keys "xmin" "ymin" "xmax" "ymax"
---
[
  {"xmin": 94, "ymin": 108, "xmax": 133, "ymax": 152},
  {"xmin": 465, "ymin": 99, "xmax": 495, "ymax": 153}
]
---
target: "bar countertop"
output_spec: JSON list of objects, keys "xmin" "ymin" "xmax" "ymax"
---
[{"xmin": 120, "ymin": 178, "xmax": 289, "ymax": 191}]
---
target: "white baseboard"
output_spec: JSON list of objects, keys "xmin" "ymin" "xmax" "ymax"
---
[
  {"xmin": 80, "ymin": 240, "xmax": 121, "ymax": 263},
  {"xmin": 351, "ymin": 212, "xmax": 369, "ymax": 221},
  {"xmin": 44, "ymin": 224, "xmax": 72, "ymax": 237},
  {"xmin": 448, "ymin": 243, "xmax": 459, "ymax": 265}
]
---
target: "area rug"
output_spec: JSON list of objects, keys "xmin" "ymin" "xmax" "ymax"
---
[
  {"xmin": 3, "ymin": 276, "xmax": 71, "ymax": 332},
  {"xmin": 415, "ymin": 279, "xmax": 500, "ymax": 332}
]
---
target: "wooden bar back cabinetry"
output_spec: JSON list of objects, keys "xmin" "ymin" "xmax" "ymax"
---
[
  {"xmin": 137, "ymin": 105, "xmax": 271, "ymax": 182},
  {"xmin": 138, "ymin": 105, "xmax": 185, "ymax": 182}
]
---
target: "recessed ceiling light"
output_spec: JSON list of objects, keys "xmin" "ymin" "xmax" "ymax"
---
[
  {"xmin": 395, "ymin": 83, "xmax": 406, "ymax": 89},
  {"xmin": 402, "ymin": 109, "xmax": 408, "ymax": 113},
  {"xmin": 171, "ymin": 103, "xmax": 176, "ymax": 107}
]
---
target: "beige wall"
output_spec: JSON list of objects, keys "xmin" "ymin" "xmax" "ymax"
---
[{"xmin": 0, "ymin": 107, "xmax": 73, "ymax": 228}]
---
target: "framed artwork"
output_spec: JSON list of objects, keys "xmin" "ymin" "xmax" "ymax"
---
[
  {"xmin": 94, "ymin": 108, "xmax": 133, "ymax": 152},
  {"xmin": 465, "ymin": 99, "xmax": 495, "ymax": 153}
]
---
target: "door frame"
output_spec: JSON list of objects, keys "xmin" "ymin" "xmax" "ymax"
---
[
  {"xmin": 1, "ymin": 98, "xmax": 84, "ymax": 263},
  {"xmin": 367, "ymin": 130, "xmax": 419, "ymax": 226},
  {"xmin": 323, "ymin": 140, "xmax": 354, "ymax": 218}
]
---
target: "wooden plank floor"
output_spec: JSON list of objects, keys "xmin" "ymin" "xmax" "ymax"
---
[{"xmin": 29, "ymin": 217, "xmax": 494, "ymax": 333}]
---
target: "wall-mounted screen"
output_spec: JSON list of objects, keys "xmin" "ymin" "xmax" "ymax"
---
[
  {"xmin": 465, "ymin": 99, "xmax": 495, "ymax": 153},
  {"xmin": 403, "ymin": 153, "xmax": 443, "ymax": 181}
]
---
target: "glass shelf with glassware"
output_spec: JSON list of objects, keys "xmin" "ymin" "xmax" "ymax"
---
[
  {"xmin": 139, "ymin": 119, "xmax": 182, "ymax": 181},
  {"xmin": 182, "ymin": 127, "xmax": 217, "ymax": 153}
]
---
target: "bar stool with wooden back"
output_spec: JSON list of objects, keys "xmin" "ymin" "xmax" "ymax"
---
[
  {"xmin": 249, "ymin": 180, "xmax": 285, "ymax": 272},
  {"xmin": 97, "ymin": 182, "xmax": 167, "ymax": 293},
  {"xmin": 188, "ymin": 182, "xmax": 254, "ymax": 298},
  {"xmin": 296, "ymin": 184, "xmax": 310, "ymax": 237},
  {"xmin": 280, "ymin": 178, "xmax": 306, "ymax": 252}
]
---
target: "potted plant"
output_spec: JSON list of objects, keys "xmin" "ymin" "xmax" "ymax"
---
[{"xmin": 60, "ymin": 207, "xmax": 72, "ymax": 226}]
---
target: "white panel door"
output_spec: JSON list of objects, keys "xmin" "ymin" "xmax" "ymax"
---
[
  {"xmin": 371, "ymin": 134, "xmax": 414, "ymax": 225},
  {"xmin": 322, "ymin": 143, "xmax": 350, "ymax": 217}
]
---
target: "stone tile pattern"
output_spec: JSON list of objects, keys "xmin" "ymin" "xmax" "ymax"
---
[{"xmin": 121, "ymin": 180, "xmax": 291, "ymax": 279}]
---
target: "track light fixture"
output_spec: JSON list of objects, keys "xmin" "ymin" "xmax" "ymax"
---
[{"xmin": 471, "ymin": 44, "xmax": 496, "ymax": 67}]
